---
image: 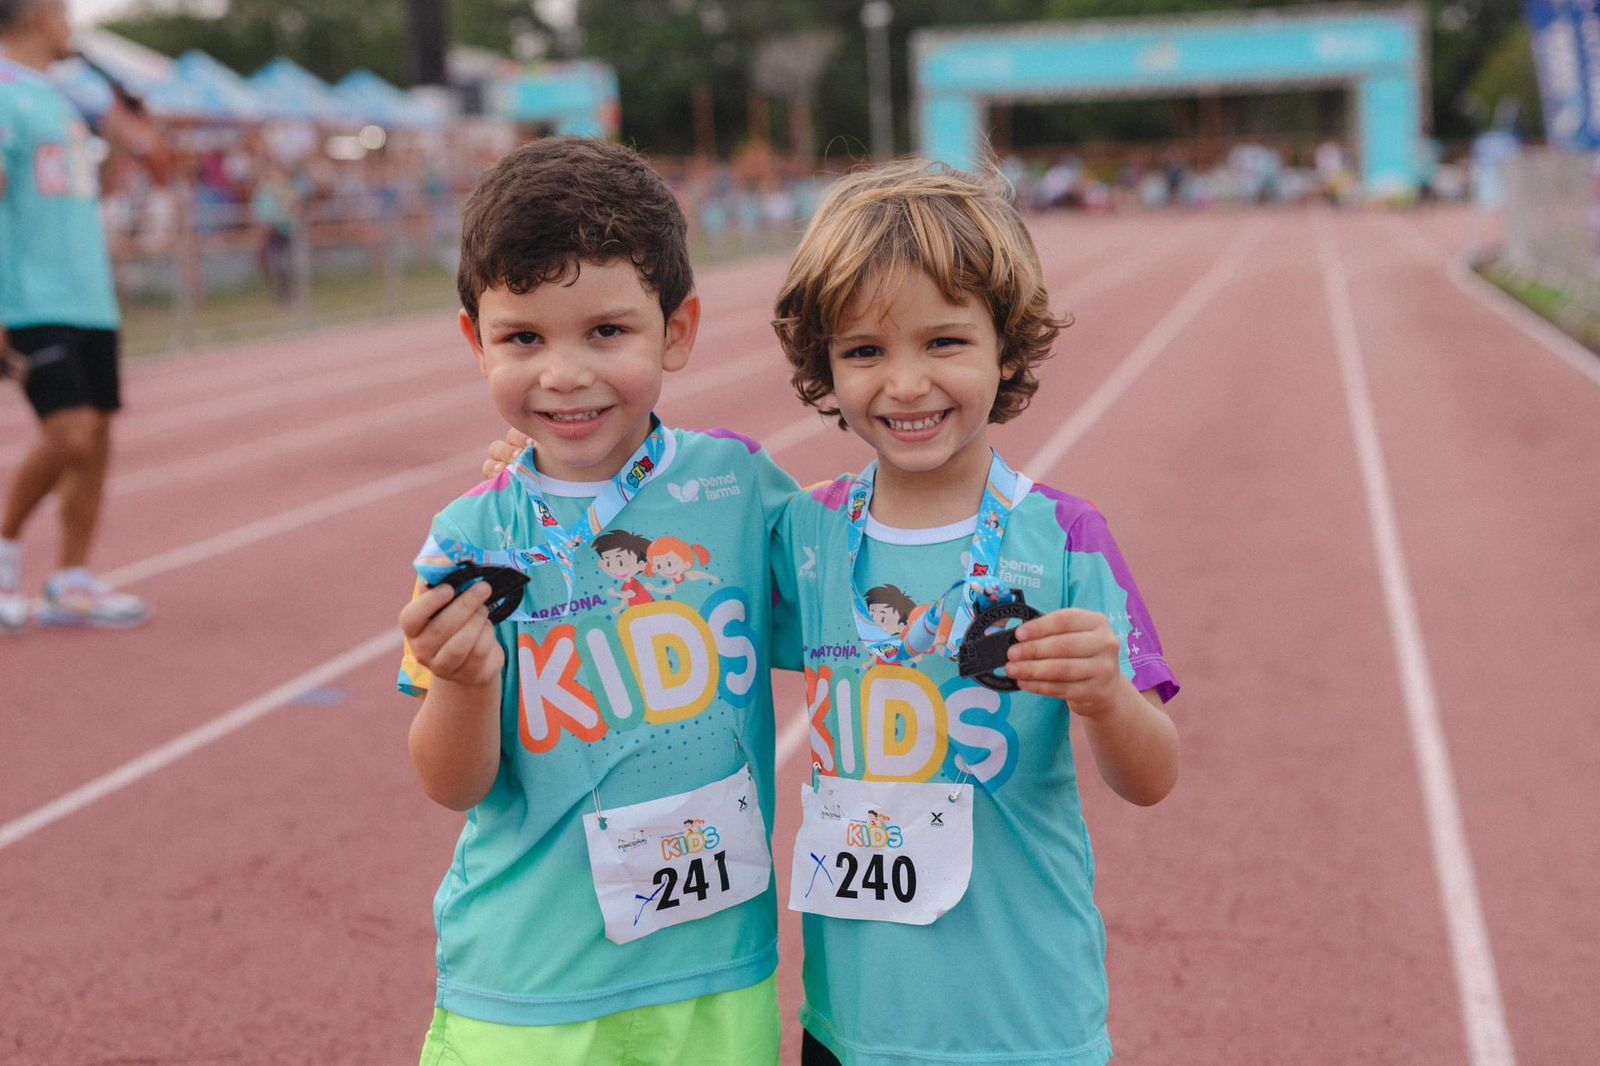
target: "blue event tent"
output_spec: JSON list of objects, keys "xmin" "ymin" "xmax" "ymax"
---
[
  {"xmin": 51, "ymin": 28, "xmax": 171, "ymax": 116},
  {"xmin": 249, "ymin": 57, "xmax": 344, "ymax": 123},
  {"xmin": 142, "ymin": 50, "xmax": 267, "ymax": 122},
  {"xmin": 332, "ymin": 69, "xmax": 439, "ymax": 129}
]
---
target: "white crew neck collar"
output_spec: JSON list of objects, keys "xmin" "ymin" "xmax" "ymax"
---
[
  {"xmin": 538, "ymin": 473, "xmax": 612, "ymax": 498},
  {"xmin": 864, "ymin": 512, "xmax": 978, "ymax": 545},
  {"xmin": 862, "ymin": 468, "xmax": 1033, "ymax": 545}
]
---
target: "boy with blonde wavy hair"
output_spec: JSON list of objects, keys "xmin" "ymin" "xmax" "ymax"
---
[{"xmin": 772, "ymin": 159, "xmax": 1181, "ymax": 1066}]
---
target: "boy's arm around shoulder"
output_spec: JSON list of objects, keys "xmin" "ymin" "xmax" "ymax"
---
[{"xmin": 399, "ymin": 574, "xmax": 505, "ymax": 811}]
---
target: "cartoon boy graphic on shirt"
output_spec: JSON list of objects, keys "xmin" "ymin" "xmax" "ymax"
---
[
  {"xmin": 865, "ymin": 583, "xmax": 959, "ymax": 662},
  {"xmin": 865, "ymin": 584, "xmax": 915, "ymax": 636},
  {"xmin": 594, "ymin": 530, "xmax": 655, "ymax": 614},
  {"xmin": 864, "ymin": 585, "xmax": 919, "ymax": 665}
]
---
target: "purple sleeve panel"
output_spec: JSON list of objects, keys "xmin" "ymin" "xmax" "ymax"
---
[
  {"xmin": 463, "ymin": 470, "xmax": 512, "ymax": 497},
  {"xmin": 807, "ymin": 477, "xmax": 853, "ymax": 512},
  {"xmin": 1032, "ymin": 484, "xmax": 1180, "ymax": 703},
  {"xmin": 699, "ymin": 427, "xmax": 763, "ymax": 454}
]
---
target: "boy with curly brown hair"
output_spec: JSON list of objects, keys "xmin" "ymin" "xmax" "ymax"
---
[{"xmin": 397, "ymin": 137, "xmax": 796, "ymax": 1066}]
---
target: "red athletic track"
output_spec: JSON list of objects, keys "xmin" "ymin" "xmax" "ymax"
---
[{"xmin": 2, "ymin": 204, "xmax": 1596, "ymax": 1066}]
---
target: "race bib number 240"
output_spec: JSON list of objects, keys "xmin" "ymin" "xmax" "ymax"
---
[{"xmin": 788, "ymin": 776, "xmax": 973, "ymax": 925}]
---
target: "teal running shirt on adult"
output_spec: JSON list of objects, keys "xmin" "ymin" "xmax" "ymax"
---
[
  {"xmin": 776, "ymin": 466, "xmax": 1179, "ymax": 1066},
  {"xmin": 0, "ymin": 55, "xmax": 118, "ymax": 330},
  {"xmin": 398, "ymin": 427, "xmax": 799, "ymax": 1026}
]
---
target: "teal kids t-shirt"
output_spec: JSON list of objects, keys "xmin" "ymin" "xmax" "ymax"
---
[
  {"xmin": 776, "ymin": 465, "xmax": 1178, "ymax": 1066},
  {"xmin": 0, "ymin": 55, "xmax": 119, "ymax": 330},
  {"xmin": 399, "ymin": 427, "xmax": 798, "ymax": 1025}
]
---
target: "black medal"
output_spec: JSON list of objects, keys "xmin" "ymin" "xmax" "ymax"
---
[
  {"xmin": 956, "ymin": 589, "xmax": 1042, "ymax": 691},
  {"xmin": 432, "ymin": 562, "xmax": 530, "ymax": 625}
]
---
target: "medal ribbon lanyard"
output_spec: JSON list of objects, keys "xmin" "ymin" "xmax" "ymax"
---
[
  {"xmin": 844, "ymin": 450, "xmax": 1026, "ymax": 666},
  {"xmin": 411, "ymin": 417, "xmax": 670, "ymax": 623},
  {"xmin": 507, "ymin": 416, "xmax": 670, "ymax": 604},
  {"xmin": 501, "ymin": 417, "xmax": 748, "ymax": 823},
  {"xmin": 513, "ymin": 416, "xmax": 674, "ymax": 822}
]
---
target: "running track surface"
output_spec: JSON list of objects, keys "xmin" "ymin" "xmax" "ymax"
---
[{"xmin": 2, "ymin": 205, "xmax": 1596, "ymax": 1066}]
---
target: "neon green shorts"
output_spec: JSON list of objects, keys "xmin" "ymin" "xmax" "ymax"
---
[{"xmin": 418, "ymin": 974, "xmax": 780, "ymax": 1066}]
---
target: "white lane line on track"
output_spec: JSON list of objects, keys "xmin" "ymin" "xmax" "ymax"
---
[
  {"xmin": 1051, "ymin": 223, "xmax": 1198, "ymax": 311},
  {"xmin": 0, "ymin": 217, "xmax": 1241, "ymax": 838},
  {"xmin": 0, "ymin": 629, "xmax": 404, "ymax": 853},
  {"xmin": 95, "ymin": 337, "xmax": 788, "ymax": 501},
  {"xmin": 1313, "ymin": 217, "xmax": 1517, "ymax": 1066},
  {"xmin": 0, "ymin": 260, "xmax": 787, "ymax": 429},
  {"xmin": 777, "ymin": 707, "xmax": 810, "ymax": 768},
  {"xmin": 0, "ymin": 348, "xmax": 457, "ymax": 465},
  {"xmin": 109, "ymin": 383, "xmax": 485, "ymax": 497},
  {"xmin": 88, "ymin": 345, "xmax": 804, "ymax": 588},
  {"xmin": 100, "ymin": 449, "xmax": 482, "ymax": 588},
  {"xmin": 1384, "ymin": 219, "xmax": 1600, "ymax": 391},
  {"xmin": 1025, "ymin": 221, "xmax": 1263, "ymax": 477},
  {"xmin": 0, "ymin": 321, "xmax": 780, "ymax": 457},
  {"xmin": 2, "ymin": 410, "xmax": 834, "ymax": 850}
]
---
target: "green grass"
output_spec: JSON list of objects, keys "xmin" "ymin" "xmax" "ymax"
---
[
  {"xmin": 1476, "ymin": 258, "xmax": 1600, "ymax": 355},
  {"xmin": 119, "ymin": 264, "xmax": 461, "ymax": 360},
  {"xmin": 118, "ymin": 230, "xmax": 800, "ymax": 361}
]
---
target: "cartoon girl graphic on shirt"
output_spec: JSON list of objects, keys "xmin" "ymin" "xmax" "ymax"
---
[
  {"xmin": 593, "ymin": 530, "xmax": 655, "ymax": 614},
  {"xmin": 645, "ymin": 537, "xmax": 720, "ymax": 597}
]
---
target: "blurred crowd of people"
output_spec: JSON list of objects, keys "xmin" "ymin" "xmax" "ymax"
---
[
  {"xmin": 96, "ymin": 119, "xmax": 517, "ymax": 302},
  {"xmin": 91, "ymin": 126, "xmax": 1500, "ymax": 311},
  {"xmin": 1003, "ymin": 138, "xmax": 1473, "ymax": 213}
]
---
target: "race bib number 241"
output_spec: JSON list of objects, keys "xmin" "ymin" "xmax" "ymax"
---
[{"xmin": 583, "ymin": 765, "xmax": 771, "ymax": 945}]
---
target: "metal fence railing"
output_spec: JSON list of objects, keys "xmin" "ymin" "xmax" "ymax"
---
[
  {"xmin": 1499, "ymin": 149, "xmax": 1600, "ymax": 315},
  {"xmin": 106, "ymin": 184, "xmax": 465, "ymax": 356}
]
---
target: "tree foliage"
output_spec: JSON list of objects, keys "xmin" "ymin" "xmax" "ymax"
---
[
  {"xmin": 105, "ymin": 0, "xmax": 525, "ymax": 86},
  {"xmin": 104, "ymin": 0, "xmax": 1535, "ymax": 152}
]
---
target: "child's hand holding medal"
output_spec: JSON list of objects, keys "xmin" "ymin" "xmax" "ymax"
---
[{"xmin": 999, "ymin": 607, "xmax": 1128, "ymax": 714}]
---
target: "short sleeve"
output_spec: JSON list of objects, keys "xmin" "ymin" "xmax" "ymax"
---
[
  {"xmin": 1063, "ymin": 508, "xmax": 1179, "ymax": 703},
  {"xmin": 397, "ymin": 577, "xmax": 436, "ymax": 698},
  {"xmin": 0, "ymin": 94, "xmax": 13, "ymax": 179},
  {"xmin": 396, "ymin": 512, "xmax": 470, "ymax": 698},
  {"xmin": 701, "ymin": 428, "xmax": 799, "ymax": 536}
]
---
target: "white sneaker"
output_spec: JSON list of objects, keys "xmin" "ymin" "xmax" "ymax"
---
[
  {"xmin": 0, "ymin": 592, "xmax": 25, "ymax": 631},
  {"xmin": 36, "ymin": 569, "xmax": 149, "ymax": 628},
  {"xmin": 0, "ymin": 539, "xmax": 24, "ymax": 632}
]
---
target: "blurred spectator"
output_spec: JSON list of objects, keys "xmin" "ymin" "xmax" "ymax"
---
[
  {"xmin": 1315, "ymin": 139, "xmax": 1355, "ymax": 204},
  {"xmin": 250, "ymin": 165, "xmax": 298, "ymax": 302}
]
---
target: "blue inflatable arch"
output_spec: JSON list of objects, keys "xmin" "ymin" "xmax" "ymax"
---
[
  {"xmin": 494, "ymin": 60, "xmax": 621, "ymax": 138},
  {"xmin": 912, "ymin": 6, "xmax": 1425, "ymax": 195}
]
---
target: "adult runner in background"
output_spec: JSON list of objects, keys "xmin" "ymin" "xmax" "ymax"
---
[{"xmin": 0, "ymin": 0, "xmax": 165, "ymax": 629}]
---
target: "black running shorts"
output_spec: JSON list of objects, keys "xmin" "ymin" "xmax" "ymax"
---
[{"xmin": 5, "ymin": 324, "xmax": 122, "ymax": 419}]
